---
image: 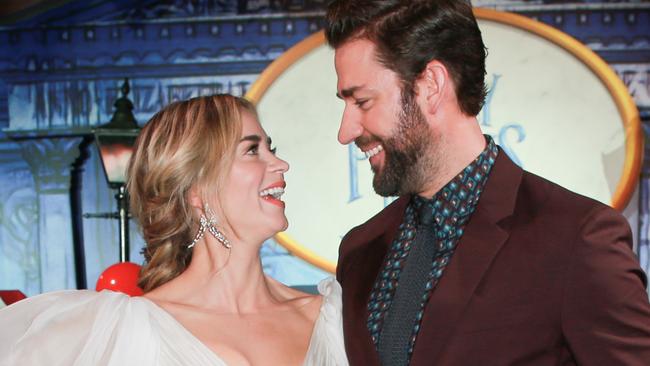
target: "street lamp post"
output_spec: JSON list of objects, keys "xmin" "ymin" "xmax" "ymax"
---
[{"xmin": 88, "ymin": 78, "xmax": 140, "ymax": 262}]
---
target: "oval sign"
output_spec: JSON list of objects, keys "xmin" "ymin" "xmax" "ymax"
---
[{"xmin": 246, "ymin": 8, "xmax": 642, "ymax": 274}]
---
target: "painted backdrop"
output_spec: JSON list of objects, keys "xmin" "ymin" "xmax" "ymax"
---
[{"xmin": 0, "ymin": 0, "xmax": 648, "ymax": 296}]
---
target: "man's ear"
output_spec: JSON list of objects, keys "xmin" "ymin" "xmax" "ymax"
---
[{"xmin": 416, "ymin": 60, "xmax": 448, "ymax": 115}]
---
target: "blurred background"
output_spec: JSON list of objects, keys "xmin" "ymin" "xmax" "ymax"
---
[{"xmin": 0, "ymin": 0, "xmax": 648, "ymax": 297}]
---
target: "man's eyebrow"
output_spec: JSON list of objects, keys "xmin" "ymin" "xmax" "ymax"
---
[
  {"xmin": 240, "ymin": 135, "xmax": 261, "ymax": 143},
  {"xmin": 336, "ymin": 86, "xmax": 361, "ymax": 99}
]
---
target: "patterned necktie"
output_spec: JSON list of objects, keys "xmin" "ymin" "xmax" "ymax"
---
[{"xmin": 378, "ymin": 203, "xmax": 436, "ymax": 366}]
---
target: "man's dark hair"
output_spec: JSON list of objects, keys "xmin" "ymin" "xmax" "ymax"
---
[{"xmin": 325, "ymin": 0, "xmax": 487, "ymax": 116}]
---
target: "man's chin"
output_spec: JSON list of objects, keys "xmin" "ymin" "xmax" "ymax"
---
[{"xmin": 372, "ymin": 174, "xmax": 399, "ymax": 197}]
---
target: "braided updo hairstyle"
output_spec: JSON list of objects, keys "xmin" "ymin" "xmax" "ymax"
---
[{"xmin": 127, "ymin": 94, "xmax": 256, "ymax": 292}]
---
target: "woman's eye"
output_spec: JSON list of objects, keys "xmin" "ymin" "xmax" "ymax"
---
[
  {"xmin": 246, "ymin": 144, "xmax": 259, "ymax": 155},
  {"xmin": 270, "ymin": 146, "xmax": 277, "ymax": 155}
]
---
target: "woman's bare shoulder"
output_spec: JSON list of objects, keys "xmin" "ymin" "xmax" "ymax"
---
[{"xmin": 265, "ymin": 276, "xmax": 323, "ymax": 320}]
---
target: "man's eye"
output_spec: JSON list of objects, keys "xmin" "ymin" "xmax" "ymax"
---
[
  {"xmin": 270, "ymin": 146, "xmax": 277, "ymax": 155},
  {"xmin": 355, "ymin": 99, "xmax": 368, "ymax": 108}
]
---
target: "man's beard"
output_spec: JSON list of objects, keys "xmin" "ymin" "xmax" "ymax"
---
[{"xmin": 371, "ymin": 92, "xmax": 439, "ymax": 197}]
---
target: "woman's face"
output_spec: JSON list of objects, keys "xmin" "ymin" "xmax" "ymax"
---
[{"xmin": 217, "ymin": 110, "xmax": 289, "ymax": 243}]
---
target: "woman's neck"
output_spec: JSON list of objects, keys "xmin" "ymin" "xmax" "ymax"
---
[{"xmin": 148, "ymin": 237, "xmax": 281, "ymax": 314}]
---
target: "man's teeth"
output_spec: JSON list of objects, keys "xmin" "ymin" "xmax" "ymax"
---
[
  {"xmin": 259, "ymin": 187, "xmax": 285, "ymax": 199},
  {"xmin": 364, "ymin": 145, "xmax": 384, "ymax": 159}
]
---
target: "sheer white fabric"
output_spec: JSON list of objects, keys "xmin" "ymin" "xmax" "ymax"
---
[
  {"xmin": 302, "ymin": 278, "xmax": 348, "ymax": 366},
  {"xmin": 0, "ymin": 277, "xmax": 348, "ymax": 366}
]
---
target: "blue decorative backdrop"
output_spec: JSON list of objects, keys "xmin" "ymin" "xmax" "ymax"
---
[{"xmin": 0, "ymin": 0, "xmax": 648, "ymax": 296}]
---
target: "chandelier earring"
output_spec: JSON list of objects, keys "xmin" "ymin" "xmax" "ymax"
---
[
  {"xmin": 187, "ymin": 203, "xmax": 231, "ymax": 249},
  {"xmin": 204, "ymin": 204, "xmax": 231, "ymax": 249}
]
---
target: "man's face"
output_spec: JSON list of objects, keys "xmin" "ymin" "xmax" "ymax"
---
[{"xmin": 334, "ymin": 38, "xmax": 439, "ymax": 196}]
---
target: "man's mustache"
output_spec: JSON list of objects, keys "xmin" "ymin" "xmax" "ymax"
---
[{"xmin": 355, "ymin": 135, "xmax": 383, "ymax": 148}]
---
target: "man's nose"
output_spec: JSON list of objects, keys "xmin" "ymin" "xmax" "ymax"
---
[{"xmin": 338, "ymin": 106, "xmax": 363, "ymax": 145}]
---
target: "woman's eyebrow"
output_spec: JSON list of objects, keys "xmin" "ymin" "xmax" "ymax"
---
[{"xmin": 239, "ymin": 135, "xmax": 261, "ymax": 143}]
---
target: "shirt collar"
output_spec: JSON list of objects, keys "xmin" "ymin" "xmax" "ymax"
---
[{"xmin": 412, "ymin": 135, "xmax": 498, "ymax": 230}]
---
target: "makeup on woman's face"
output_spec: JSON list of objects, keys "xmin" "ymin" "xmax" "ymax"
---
[{"xmin": 220, "ymin": 111, "xmax": 290, "ymax": 242}]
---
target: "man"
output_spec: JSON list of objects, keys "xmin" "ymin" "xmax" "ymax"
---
[{"xmin": 325, "ymin": 0, "xmax": 650, "ymax": 365}]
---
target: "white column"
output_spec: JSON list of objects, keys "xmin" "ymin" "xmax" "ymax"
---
[{"xmin": 19, "ymin": 137, "xmax": 82, "ymax": 293}]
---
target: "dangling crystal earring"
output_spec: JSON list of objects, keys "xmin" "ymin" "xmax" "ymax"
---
[
  {"xmin": 187, "ymin": 214, "xmax": 208, "ymax": 249},
  {"xmin": 187, "ymin": 204, "xmax": 231, "ymax": 249},
  {"xmin": 204, "ymin": 204, "xmax": 231, "ymax": 249}
]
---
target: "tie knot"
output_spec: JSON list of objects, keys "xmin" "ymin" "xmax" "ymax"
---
[{"xmin": 417, "ymin": 204, "xmax": 434, "ymax": 227}]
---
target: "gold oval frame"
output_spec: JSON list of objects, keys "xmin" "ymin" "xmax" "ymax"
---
[{"xmin": 246, "ymin": 8, "xmax": 643, "ymax": 274}]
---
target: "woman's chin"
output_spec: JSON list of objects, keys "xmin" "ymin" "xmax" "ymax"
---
[
  {"xmin": 279, "ymin": 220, "xmax": 289, "ymax": 232},
  {"xmin": 273, "ymin": 218, "xmax": 289, "ymax": 234},
  {"xmin": 256, "ymin": 219, "xmax": 288, "ymax": 241}
]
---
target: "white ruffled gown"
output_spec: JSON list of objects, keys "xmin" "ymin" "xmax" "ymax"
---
[{"xmin": 0, "ymin": 277, "xmax": 348, "ymax": 366}]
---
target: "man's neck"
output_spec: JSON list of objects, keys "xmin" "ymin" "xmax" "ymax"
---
[{"xmin": 417, "ymin": 120, "xmax": 486, "ymax": 198}]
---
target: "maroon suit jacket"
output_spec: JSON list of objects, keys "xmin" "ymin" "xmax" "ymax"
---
[{"xmin": 337, "ymin": 151, "xmax": 650, "ymax": 365}]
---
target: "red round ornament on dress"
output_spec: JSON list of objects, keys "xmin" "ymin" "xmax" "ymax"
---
[{"xmin": 95, "ymin": 262, "xmax": 143, "ymax": 296}]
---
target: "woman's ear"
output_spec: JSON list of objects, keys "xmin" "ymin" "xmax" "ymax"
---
[{"xmin": 188, "ymin": 186, "xmax": 203, "ymax": 210}]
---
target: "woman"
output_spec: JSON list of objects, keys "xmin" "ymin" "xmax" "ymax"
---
[{"xmin": 0, "ymin": 95, "xmax": 347, "ymax": 366}]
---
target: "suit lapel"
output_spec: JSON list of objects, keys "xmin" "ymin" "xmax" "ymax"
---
[
  {"xmin": 410, "ymin": 150, "xmax": 523, "ymax": 365},
  {"xmin": 340, "ymin": 196, "xmax": 410, "ymax": 366}
]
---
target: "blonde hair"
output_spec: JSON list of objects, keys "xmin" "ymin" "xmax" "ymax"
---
[{"xmin": 127, "ymin": 94, "xmax": 256, "ymax": 292}]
